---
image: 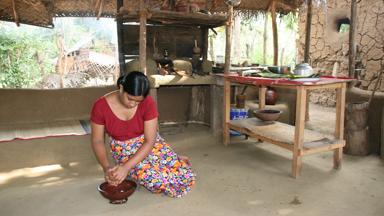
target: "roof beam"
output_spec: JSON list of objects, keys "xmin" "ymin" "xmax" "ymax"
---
[{"xmin": 11, "ymin": 0, "xmax": 20, "ymax": 26}]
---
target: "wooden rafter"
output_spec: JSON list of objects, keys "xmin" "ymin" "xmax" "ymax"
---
[
  {"xmin": 97, "ymin": 0, "xmax": 104, "ymax": 20},
  {"xmin": 11, "ymin": 0, "xmax": 20, "ymax": 26},
  {"xmin": 95, "ymin": 0, "xmax": 104, "ymax": 20}
]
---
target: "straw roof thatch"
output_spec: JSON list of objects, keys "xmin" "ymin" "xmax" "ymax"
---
[{"xmin": 0, "ymin": 0, "xmax": 303, "ymax": 28}]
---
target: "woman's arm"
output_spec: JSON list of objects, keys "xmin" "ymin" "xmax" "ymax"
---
[
  {"xmin": 90, "ymin": 122, "xmax": 110, "ymax": 171},
  {"xmin": 112, "ymin": 117, "xmax": 158, "ymax": 184}
]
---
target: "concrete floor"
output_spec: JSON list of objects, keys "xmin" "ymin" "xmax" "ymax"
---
[{"xmin": 0, "ymin": 104, "xmax": 383, "ymax": 216}]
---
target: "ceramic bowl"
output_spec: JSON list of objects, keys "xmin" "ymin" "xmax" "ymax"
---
[
  {"xmin": 98, "ymin": 180, "xmax": 137, "ymax": 204},
  {"xmin": 253, "ymin": 109, "xmax": 282, "ymax": 121}
]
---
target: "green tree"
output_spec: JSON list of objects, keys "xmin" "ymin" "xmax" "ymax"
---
[{"xmin": 0, "ymin": 24, "xmax": 56, "ymax": 88}]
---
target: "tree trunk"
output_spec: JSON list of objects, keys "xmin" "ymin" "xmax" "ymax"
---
[
  {"xmin": 263, "ymin": 14, "xmax": 268, "ymax": 65},
  {"xmin": 344, "ymin": 101, "xmax": 369, "ymax": 155},
  {"xmin": 270, "ymin": 1, "xmax": 278, "ymax": 66},
  {"xmin": 349, "ymin": 0, "xmax": 357, "ymax": 78},
  {"xmin": 304, "ymin": 0, "xmax": 312, "ymax": 63}
]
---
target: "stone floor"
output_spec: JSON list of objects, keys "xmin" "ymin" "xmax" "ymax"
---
[{"xmin": 0, "ymin": 103, "xmax": 383, "ymax": 216}]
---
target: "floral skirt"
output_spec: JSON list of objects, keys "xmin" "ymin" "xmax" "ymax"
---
[{"xmin": 110, "ymin": 134, "xmax": 195, "ymax": 198}]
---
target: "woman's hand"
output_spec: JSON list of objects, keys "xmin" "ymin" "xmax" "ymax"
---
[
  {"xmin": 109, "ymin": 164, "xmax": 130, "ymax": 186},
  {"xmin": 103, "ymin": 167, "xmax": 115, "ymax": 184}
]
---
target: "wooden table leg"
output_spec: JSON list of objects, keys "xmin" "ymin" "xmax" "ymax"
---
[
  {"xmin": 223, "ymin": 79, "xmax": 231, "ymax": 146},
  {"xmin": 259, "ymin": 86, "xmax": 267, "ymax": 109},
  {"xmin": 292, "ymin": 86, "xmax": 307, "ymax": 178},
  {"xmin": 334, "ymin": 83, "xmax": 346, "ymax": 169}
]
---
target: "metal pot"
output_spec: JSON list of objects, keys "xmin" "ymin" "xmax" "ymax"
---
[{"xmin": 293, "ymin": 63, "xmax": 313, "ymax": 77}]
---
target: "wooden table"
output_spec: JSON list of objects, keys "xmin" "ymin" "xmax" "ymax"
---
[{"xmin": 223, "ymin": 74, "xmax": 353, "ymax": 178}]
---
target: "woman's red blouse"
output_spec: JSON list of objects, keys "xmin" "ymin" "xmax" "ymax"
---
[{"xmin": 91, "ymin": 95, "xmax": 158, "ymax": 141}]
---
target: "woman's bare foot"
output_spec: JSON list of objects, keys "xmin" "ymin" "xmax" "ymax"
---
[{"xmin": 179, "ymin": 155, "xmax": 192, "ymax": 166}]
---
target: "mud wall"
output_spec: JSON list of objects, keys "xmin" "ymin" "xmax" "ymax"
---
[
  {"xmin": 0, "ymin": 86, "xmax": 210, "ymax": 125},
  {"xmin": 297, "ymin": 0, "xmax": 384, "ymax": 106}
]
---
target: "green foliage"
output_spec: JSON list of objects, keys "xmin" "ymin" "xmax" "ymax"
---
[
  {"xmin": 0, "ymin": 18, "xmax": 117, "ymax": 88},
  {"xmin": 0, "ymin": 24, "xmax": 57, "ymax": 88},
  {"xmin": 339, "ymin": 24, "xmax": 350, "ymax": 33},
  {"xmin": 209, "ymin": 13, "xmax": 298, "ymax": 67}
]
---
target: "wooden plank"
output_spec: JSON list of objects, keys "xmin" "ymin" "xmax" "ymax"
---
[
  {"xmin": 223, "ymin": 79, "xmax": 231, "ymax": 146},
  {"xmin": 301, "ymin": 141, "xmax": 345, "ymax": 156},
  {"xmin": 259, "ymin": 86, "xmax": 267, "ymax": 109},
  {"xmin": 139, "ymin": 0, "xmax": 147, "ymax": 74},
  {"xmin": 229, "ymin": 120, "xmax": 345, "ymax": 155},
  {"xmin": 229, "ymin": 124, "xmax": 293, "ymax": 151},
  {"xmin": 301, "ymin": 83, "xmax": 344, "ymax": 90},
  {"xmin": 292, "ymin": 86, "xmax": 307, "ymax": 178},
  {"xmin": 229, "ymin": 118, "xmax": 326, "ymax": 146},
  {"xmin": 224, "ymin": 5, "xmax": 233, "ymax": 74}
]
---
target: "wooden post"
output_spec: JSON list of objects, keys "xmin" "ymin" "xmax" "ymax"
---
[
  {"xmin": 224, "ymin": 5, "xmax": 233, "ymax": 74},
  {"xmin": 304, "ymin": 0, "xmax": 312, "ymax": 63},
  {"xmin": 202, "ymin": 28, "xmax": 209, "ymax": 61},
  {"xmin": 304, "ymin": 0, "xmax": 313, "ymax": 122},
  {"xmin": 223, "ymin": 79, "xmax": 231, "ymax": 146},
  {"xmin": 139, "ymin": 0, "xmax": 147, "ymax": 74},
  {"xmin": 259, "ymin": 86, "xmax": 267, "ymax": 110},
  {"xmin": 349, "ymin": 0, "xmax": 357, "ymax": 78},
  {"xmin": 116, "ymin": 0, "xmax": 125, "ymax": 76},
  {"xmin": 263, "ymin": 14, "xmax": 268, "ymax": 65},
  {"xmin": 292, "ymin": 86, "xmax": 307, "ymax": 178},
  {"xmin": 270, "ymin": 1, "xmax": 278, "ymax": 66},
  {"xmin": 334, "ymin": 83, "xmax": 346, "ymax": 168}
]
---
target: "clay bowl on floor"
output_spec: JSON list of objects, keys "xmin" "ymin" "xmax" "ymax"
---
[
  {"xmin": 98, "ymin": 180, "xmax": 137, "ymax": 204},
  {"xmin": 253, "ymin": 109, "xmax": 282, "ymax": 122}
]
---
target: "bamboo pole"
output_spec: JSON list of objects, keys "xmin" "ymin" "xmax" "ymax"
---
[
  {"xmin": 270, "ymin": 0, "xmax": 278, "ymax": 66},
  {"xmin": 304, "ymin": 0, "xmax": 313, "ymax": 121},
  {"xmin": 139, "ymin": 0, "xmax": 147, "ymax": 74},
  {"xmin": 304, "ymin": 0, "xmax": 312, "ymax": 63},
  {"xmin": 96, "ymin": 0, "xmax": 104, "ymax": 20},
  {"xmin": 349, "ymin": 0, "xmax": 357, "ymax": 78},
  {"xmin": 263, "ymin": 14, "xmax": 268, "ymax": 65},
  {"xmin": 224, "ymin": 5, "xmax": 233, "ymax": 74},
  {"xmin": 116, "ymin": 0, "xmax": 125, "ymax": 76},
  {"xmin": 11, "ymin": 0, "xmax": 19, "ymax": 27}
]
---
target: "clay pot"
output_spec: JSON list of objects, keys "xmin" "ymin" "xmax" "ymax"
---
[
  {"xmin": 236, "ymin": 94, "xmax": 246, "ymax": 108},
  {"xmin": 265, "ymin": 87, "xmax": 277, "ymax": 105}
]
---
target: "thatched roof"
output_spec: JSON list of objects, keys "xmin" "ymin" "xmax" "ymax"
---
[
  {"xmin": 0, "ymin": 0, "xmax": 303, "ymax": 28},
  {"xmin": 0, "ymin": 0, "xmax": 116, "ymax": 27}
]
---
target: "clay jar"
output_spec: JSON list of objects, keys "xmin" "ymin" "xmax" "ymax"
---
[
  {"xmin": 265, "ymin": 87, "xmax": 277, "ymax": 105},
  {"xmin": 236, "ymin": 94, "xmax": 246, "ymax": 108}
]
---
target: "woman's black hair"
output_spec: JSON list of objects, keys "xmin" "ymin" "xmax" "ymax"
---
[{"xmin": 117, "ymin": 71, "xmax": 150, "ymax": 97}]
